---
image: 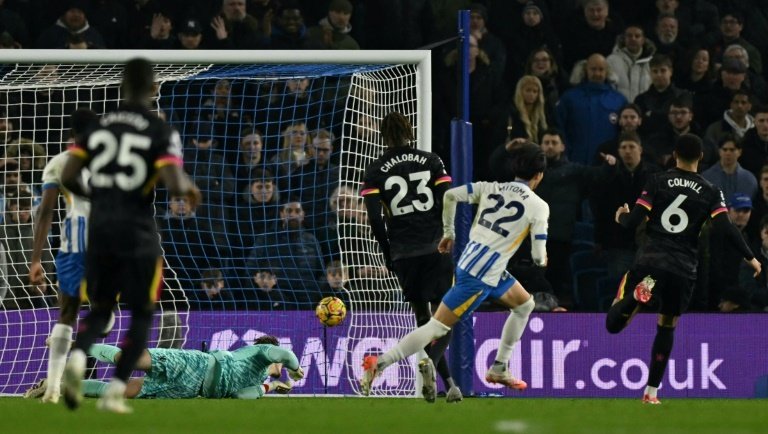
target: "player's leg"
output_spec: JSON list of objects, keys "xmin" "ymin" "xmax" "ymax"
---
[
  {"xmin": 41, "ymin": 252, "xmax": 84, "ymax": 403},
  {"xmin": 98, "ymin": 256, "xmax": 162, "ymax": 413},
  {"xmin": 361, "ymin": 270, "xmax": 485, "ymax": 395},
  {"xmin": 642, "ymin": 271, "xmax": 689, "ymax": 404},
  {"xmin": 486, "ymin": 273, "xmax": 534, "ymax": 390},
  {"xmin": 605, "ymin": 270, "xmax": 646, "ymax": 333},
  {"xmin": 83, "ymin": 378, "xmax": 144, "ymax": 399},
  {"xmin": 62, "ymin": 254, "xmax": 120, "ymax": 410},
  {"xmin": 41, "ymin": 294, "xmax": 79, "ymax": 403}
]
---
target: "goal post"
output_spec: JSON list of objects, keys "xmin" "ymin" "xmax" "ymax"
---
[{"xmin": 0, "ymin": 49, "xmax": 432, "ymax": 396}]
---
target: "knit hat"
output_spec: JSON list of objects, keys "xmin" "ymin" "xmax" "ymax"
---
[
  {"xmin": 469, "ymin": 3, "xmax": 488, "ymax": 21},
  {"xmin": 522, "ymin": 1, "xmax": 543, "ymax": 17}
]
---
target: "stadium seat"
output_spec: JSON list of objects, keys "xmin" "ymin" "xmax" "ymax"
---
[{"xmin": 569, "ymin": 250, "xmax": 608, "ymax": 310}]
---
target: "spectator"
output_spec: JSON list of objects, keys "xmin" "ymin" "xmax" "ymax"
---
[
  {"xmin": 634, "ymin": 54, "xmax": 691, "ymax": 135},
  {"xmin": 645, "ymin": 94, "xmax": 705, "ymax": 168},
  {"xmin": 183, "ymin": 122, "xmax": 235, "ymax": 256},
  {"xmin": 531, "ymin": 129, "xmax": 613, "ymax": 305},
  {"xmin": 561, "ymin": 0, "xmax": 623, "ymax": 71},
  {"xmin": 468, "ymin": 3, "xmax": 506, "ymax": 81},
  {"xmin": 705, "ymin": 193, "xmax": 754, "ymax": 311},
  {"xmin": 740, "ymin": 214, "xmax": 768, "ymax": 311},
  {"xmin": 435, "ymin": 34, "xmax": 506, "ymax": 179},
  {"xmin": 86, "ymin": 0, "xmax": 129, "ymax": 49},
  {"xmin": 693, "ymin": 58, "xmax": 749, "ymax": 129},
  {"xmin": 190, "ymin": 268, "xmax": 235, "ymax": 310},
  {"xmin": 269, "ymin": 121, "xmax": 310, "ymax": 187},
  {"xmin": 246, "ymin": 201, "xmax": 325, "ymax": 309},
  {"xmin": 176, "ymin": 17, "xmax": 203, "ymax": 49},
  {"xmin": 722, "ymin": 44, "xmax": 768, "ymax": 101},
  {"xmin": 674, "ymin": 0, "xmax": 721, "ymax": 47},
  {"xmin": 66, "ymin": 32, "xmax": 91, "ymax": 49},
  {"xmin": 199, "ymin": 79, "xmax": 245, "ymax": 152},
  {"xmin": 37, "ymin": 2, "xmax": 105, "ymax": 49},
  {"xmin": 746, "ymin": 164, "xmax": 768, "ymax": 242},
  {"xmin": 0, "ymin": 241, "xmax": 8, "ymax": 303},
  {"xmin": 674, "ymin": 46, "xmax": 717, "ymax": 95},
  {"xmin": 556, "ymin": 53, "xmax": 627, "ymax": 165},
  {"xmin": 209, "ymin": 0, "xmax": 266, "ymax": 49},
  {"xmin": 505, "ymin": 1, "xmax": 562, "ymax": 82},
  {"xmin": 596, "ymin": 103, "xmax": 645, "ymax": 160},
  {"xmin": 738, "ymin": 105, "xmax": 768, "ymax": 180},
  {"xmin": 267, "ymin": 2, "xmax": 309, "ymax": 50},
  {"xmin": 523, "ymin": 47, "xmax": 568, "ymax": 120},
  {"xmin": 709, "ymin": 10, "xmax": 762, "ymax": 76},
  {"xmin": 235, "ymin": 168, "xmax": 281, "ymax": 257},
  {"xmin": 0, "ymin": 0, "xmax": 29, "ymax": 47},
  {"xmin": 315, "ymin": 183, "xmax": 366, "ymax": 263},
  {"xmin": 288, "ymin": 129, "xmax": 339, "ymax": 229},
  {"xmin": 702, "ymin": 134, "xmax": 758, "ymax": 201},
  {"xmin": 607, "ymin": 24, "xmax": 656, "ymax": 101},
  {"xmin": 305, "ymin": 0, "xmax": 359, "ymax": 50},
  {"xmin": 649, "ymin": 13, "xmax": 685, "ymax": 63},
  {"xmin": 141, "ymin": 12, "xmax": 176, "ymax": 49},
  {"xmin": 703, "ymin": 90, "xmax": 754, "ymax": 148},
  {"xmin": 505, "ymin": 75, "xmax": 549, "ymax": 143},
  {"xmin": 0, "ymin": 190, "xmax": 53, "ymax": 309},
  {"xmin": 157, "ymin": 195, "xmax": 219, "ymax": 295},
  {"xmin": 233, "ymin": 127, "xmax": 269, "ymax": 193},
  {"xmin": 590, "ymin": 131, "xmax": 660, "ymax": 284},
  {"xmin": 4, "ymin": 138, "xmax": 46, "ymax": 193},
  {"xmin": 319, "ymin": 259, "xmax": 351, "ymax": 307}
]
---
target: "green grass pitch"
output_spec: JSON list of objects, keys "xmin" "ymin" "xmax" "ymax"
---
[{"xmin": 1, "ymin": 397, "xmax": 765, "ymax": 434}]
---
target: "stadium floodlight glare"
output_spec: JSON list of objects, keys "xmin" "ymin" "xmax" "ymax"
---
[{"xmin": 0, "ymin": 49, "xmax": 431, "ymax": 397}]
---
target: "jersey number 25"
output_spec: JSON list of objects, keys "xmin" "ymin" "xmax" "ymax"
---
[{"xmin": 88, "ymin": 130, "xmax": 152, "ymax": 191}]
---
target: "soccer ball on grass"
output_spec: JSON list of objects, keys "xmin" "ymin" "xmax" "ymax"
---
[{"xmin": 315, "ymin": 296, "xmax": 347, "ymax": 327}]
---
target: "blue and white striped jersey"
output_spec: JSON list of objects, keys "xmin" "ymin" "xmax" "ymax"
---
[
  {"xmin": 41, "ymin": 151, "xmax": 90, "ymax": 254},
  {"xmin": 444, "ymin": 181, "xmax": 549, "ymax": 286}
]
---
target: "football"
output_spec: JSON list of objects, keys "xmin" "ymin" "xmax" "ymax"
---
[{"xmin": 315, "ymin": 296, "xmax": 347, "ymax": 327}]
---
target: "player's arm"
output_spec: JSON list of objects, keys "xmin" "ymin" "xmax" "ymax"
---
[
  {"xmin": 361, "ymin": 187, "xmax": 392, "ymax": 269},
  {"xmin": 529, "ymin": 202, "xmax": 549, "ymax": 267},
  {"xmin": 438, "ymin": 183, "xmax": 476, "ymax": 254},
  {"xmin": 29, "ymin": 185, "xmax": 58, "ymax": 285},
  {"xmin": 60, "ymin": 153, "xmax": 90, "ymax": 198},
  {"xmin": 230, "ymin": 345, "xmax": 302, "ymax": 376},
  {"xmin": 157, "ymin": 164, "xmax": 202, "ymax": 210},
  {"xmin": 711, "ymin": 212, "xmax": 761, "ymax": 276}
]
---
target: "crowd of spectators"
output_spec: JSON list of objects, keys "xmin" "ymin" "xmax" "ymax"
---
[{"xmin": 1, "ymin": 0, "xmax": 768, "ymax": 313}]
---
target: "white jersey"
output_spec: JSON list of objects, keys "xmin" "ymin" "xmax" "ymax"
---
[
  {"xmin": 41, "ymin": 152, "xmax": 90, "ymax": 254},
  {"xmin": 443, "ymin": 181, "xmax": 549, "ymax": 286}
]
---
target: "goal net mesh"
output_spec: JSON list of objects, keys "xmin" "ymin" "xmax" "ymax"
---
[{"xmin": 0, "ymin": 58, "xmax": 427, "ymax": 396}]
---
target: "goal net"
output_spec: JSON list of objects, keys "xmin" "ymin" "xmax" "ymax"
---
[{"xmin": 0, "ymin": 50, "xmax": 432, "ymax": 396}]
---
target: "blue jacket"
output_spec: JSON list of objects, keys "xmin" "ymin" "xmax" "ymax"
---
[{"xmin": 556, "ymin": 82, "xmax": 627, "ymax": 165}]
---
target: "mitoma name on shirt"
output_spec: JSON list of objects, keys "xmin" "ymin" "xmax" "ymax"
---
[
  {"xmin": 667, "ymin": 178, "xmax": 702, "ymax": 193},
  {"xmin": 380, "ymin": 154, "xmax": 428, "ymax": 173},
  {"xmin": 100, "ymin": 112, "xmax": 149, "ymax": 130},
  {"xmin": 500, "ymin": 183, "xmax": 529, "ymax": 200}
]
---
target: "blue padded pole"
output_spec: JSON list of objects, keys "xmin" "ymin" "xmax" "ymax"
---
[{"xmin": 447, "ymin": 9, "xmax": 475, "ymax": 396}]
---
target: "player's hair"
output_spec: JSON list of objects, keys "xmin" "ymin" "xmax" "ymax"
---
[
  {"xmin": 717, "ymin": 133, "xmax": 740, "ymax": 149},
  {"xmin": 618, "ymin": 131, "xmax": 642, "ymax": 145},
  {"xmin": 674, "ymin": 133, "xmax": 703, "ymax": 162},
  {"xmin": 70, "ymin": 107, "xmax": 98, "ymax": 141},
  {"xmin": 254, "ymin": 335, "xmax": 279, "ymax": 346},
  {"xmin": 121, "ymin": 58, "xmax": 155, "ymax": 101},
  {"xmin": 511, "ymin": 142, "xmax": 546, "ymax": 180},
  {"xmin": 380, "ymin": 112, "xmax": 414, "ymax": 147},
  {"xmin": 669, "ymin": 93, "xmax": 693, "ymax": 110},
  {"xmin": 649, "ymin": 53, "xmax": 673, "ymax": 69},
  {"xmin": 731, "ymin": 88, "xmax": 752, "ymax": 102}
]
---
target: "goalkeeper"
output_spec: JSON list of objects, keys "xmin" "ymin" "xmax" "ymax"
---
[{"xmin": 81, "ymin": 335, "xmax": 302, "ymax": 399}]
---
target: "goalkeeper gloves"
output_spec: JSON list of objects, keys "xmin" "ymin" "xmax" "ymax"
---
[
  {"xmin": 287, "ymin": 367, "xmax": 304, "ymax": 381},
  {"xmin": 269, "ymin": 380, "xmax": 293, "ymax": 394}
]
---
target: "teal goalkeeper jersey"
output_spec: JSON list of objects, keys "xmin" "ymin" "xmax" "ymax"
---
[{"xmin": 206, "ymin": 344, "xmax": 300, "ymax": 398}]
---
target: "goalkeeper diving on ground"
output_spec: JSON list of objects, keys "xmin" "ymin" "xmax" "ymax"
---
[{"xmin": 26, "ymin": 335, "xmax": 302, "ymax": 399}]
